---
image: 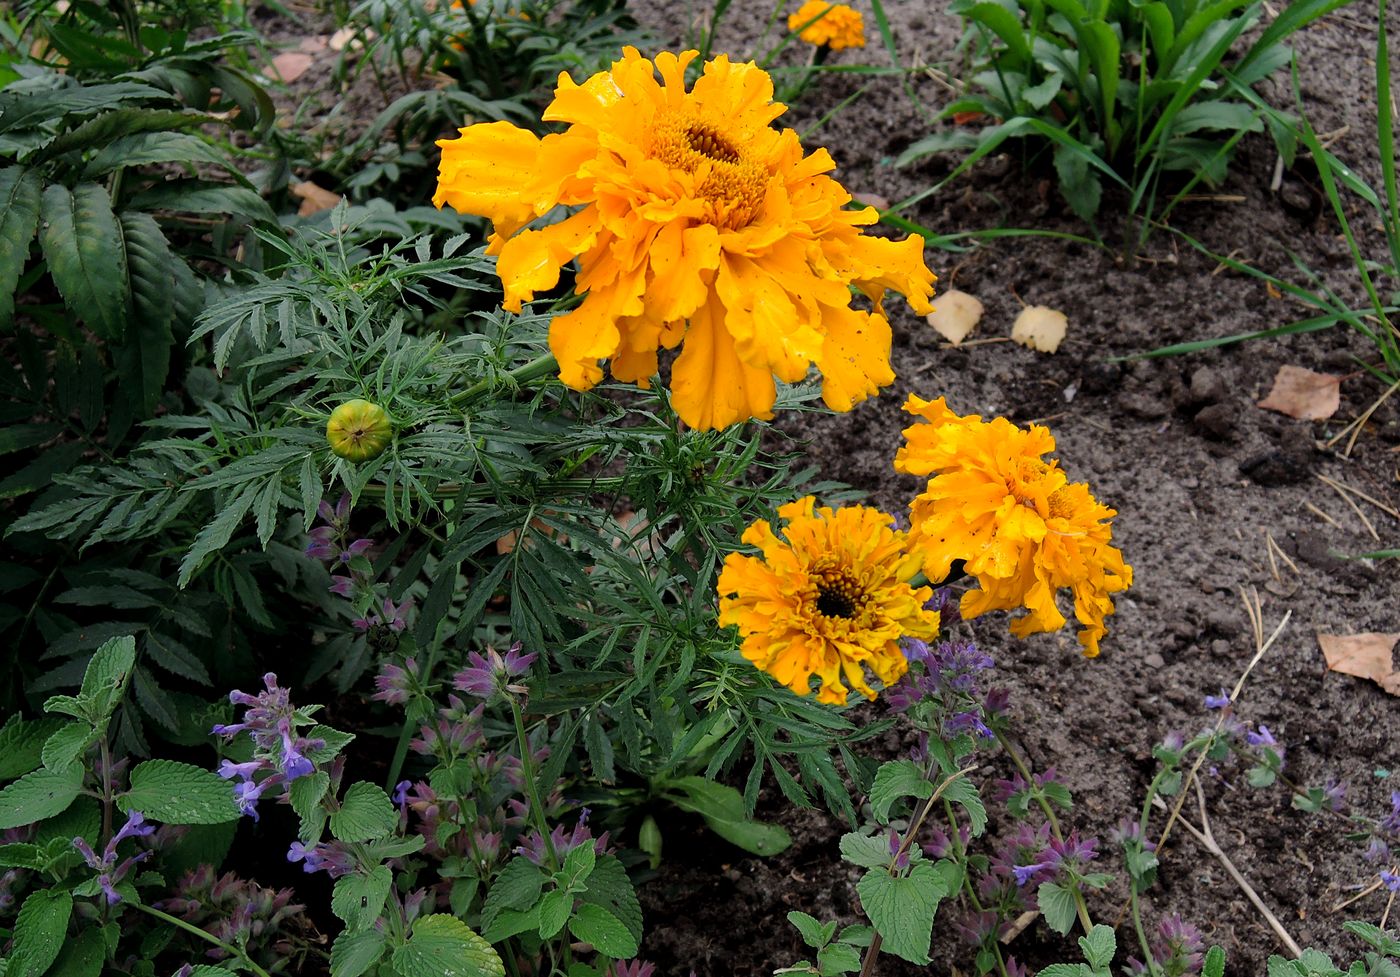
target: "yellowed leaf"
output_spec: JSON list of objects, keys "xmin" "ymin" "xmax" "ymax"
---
[
  {"xmin": 1011, "ymin": 305, "xmax": 1068, "ymax": 353},
  {"xmin": 925, "ymin": 289, "xmax": 984, "ymax": 346},
  {"xmin": 267, "ymin": 51, "xmax": 314, "ymax": 83},
  {"xmin": 330, "ymin": 26, "xmax": 372, "ymax": 51},
  {"xmin": 292, "ymin": 181, "xmax": 342, "ymax": 217},
  {"xmin": 1257, "ymin": 365, "xmax": 1340, "ymax": 421},
  {"xmin": 1317, "ymin": 631, "xmax": 1400, "ymax": 696}
]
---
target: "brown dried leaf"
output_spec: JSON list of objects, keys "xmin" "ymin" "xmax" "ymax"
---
[
  {"xmin": 925, "ymin": 289, "xmax": 984, "ymax": 346},
  {"xmin": 1010, "ymin": 305, "xmax": 1068, "ymax": 353},
  {"xmin": 267, "ymin": 51, "xmax": 314, "ymax": 83},
  {"xmin": 851, "ymin": 192, "xmax": 890, "ymax": 212},
  {"xmin": 329, "ymin": 26, "xmax": 371, "ymax": 51},
  {"xmin": 292, "ymin": 181, "xmax": 342, "ymax": 217},
  {"xmin": 298, "ymin": 35, "xmax": 330, "ymax": 54},
  {"xmin": 496, "ymin": 517, "xmax": 567, "ymax": 555},
  {"xmin": 1317, "ymin": 631, "xmax": 1400, "ymax": 696},
  {"xmin": 1257, "ymin": 365, "xmax": 1340, "ymax": 421}
]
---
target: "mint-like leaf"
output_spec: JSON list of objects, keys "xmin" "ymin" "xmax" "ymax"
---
[
  {"xmin": 855, "ymin": 863, "xmax": 947, "ymax": 965},
  {"xmin": 391, "ymin": 914, "xmax": 504, "ymax": 977},
  {"xmin": 329, "ymin": 782, "xmax": 396, "ymax": 842},
  {"xmin": 332, "ymin": 865, "xmax": 391, "ymax": 932},
  {"xmin": 10, "ymin": 888, "xmax": 73, "ymax": 977},
  {"xmin": 0, "ymin": 765, "xmax": 83, "ymax": 830},
  {"xmin": 119, "ymin": 759, "xmax": 239, "ymax": 824},
  {"xmin": 569, "ymin": 902, "xmax": 639, "ymax": 958},
  {"xmin": 330, "ymin": 929, "xmax": 386, "ymax": 977},
  {"xmin": 869, "ymin": 760, "xmax": 933, "ymax": 823},
  {"xmin": 1038, "ymin": 881, "xmax": 1079, "ymax": 937}
]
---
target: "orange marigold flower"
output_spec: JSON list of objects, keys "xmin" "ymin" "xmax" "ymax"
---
[
  {"xmin": 433, "ymin": 48, "xmax": 934, "ymax": 430},
  {"xmin": 717, "ymin": 497, "xmax": 939, "ymax": 704},
  {"xmin": 894, "ymin": 396, "xmax": 1132, "ymax": 657},
  {"xmin": 788, "ymin": 2, "xmax": 866, "ymax": 50}
]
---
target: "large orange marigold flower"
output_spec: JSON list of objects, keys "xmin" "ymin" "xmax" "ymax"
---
[
  {"xmin": 433, "ymin": 48, "xmax": 934, "ymax": 430},
  {"xmin": 788, "ymin": 2, "xmax": 866, "ymax": 50},
  {"xmin": 717, "ymin": 497, "xmax": 939, "ymax": 704},
  {"xmin": 894, "ymin": 396, "xmax": 1132, "ymax": 657}
]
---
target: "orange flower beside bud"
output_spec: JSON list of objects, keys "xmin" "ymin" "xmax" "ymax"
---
[{"xmin": 326, "ymin": 400, "xmax": 393, "ymax": 462}]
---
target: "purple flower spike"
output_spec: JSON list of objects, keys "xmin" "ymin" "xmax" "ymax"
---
[
  {"xmin": 1204, "ymin": 689, "xmax": 1231, "ymax": 710},
  {"xmin": 1246, "ymin": 725, "xmax": 1277, "ymax": 747}
]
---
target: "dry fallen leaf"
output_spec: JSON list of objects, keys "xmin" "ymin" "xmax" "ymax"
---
[
  {"xmin": 298, "ymin": 35, "xmax": 330, "ymax": 54},
  {"xmin": 951, "ymin": 110, "xmax": 985, "ymax": 125},
  {"xmin": 1257, "ymin": 365, "xmax": 1340, "ymax": 421},
  {"xmin": 292, "ymin": 181, "xmax": 342, "ymax": 217},
  {"xmin": 1318, "ymin": 631, "xmax": 1400, "ymax": 695},
  {"xmin": 267, "ymin": 51, "xmax": 315, "ymax": 83},
  {"xmin": 925, "ymin": 289, "xmax": 984, "ymax": 346},
  {"xmin": 496, "ymin": 517, "xmax": 567, "ymax": 555},
  {"xmin": 1011, "ymin": 305, "xmax": 1068, "ymax": 353},
  {"xmin": 330, "ymin": 26, "xmax": 372, "ymax": 51},
  {"xmin": 851, "ymin": 192, "xmax": 890, "ymax": 212}
]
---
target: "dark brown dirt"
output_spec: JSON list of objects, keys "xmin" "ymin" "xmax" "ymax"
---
[{"xmin": 622, "ymin": 2, "xmax": 1400, "ymax": 976}]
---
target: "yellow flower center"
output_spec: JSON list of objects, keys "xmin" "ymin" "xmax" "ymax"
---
[
  {"xmin": 812, "ymin": 566, "xmax": 866, "ymax": 620},
  {"xmin": 649, "ymin": 110, "xmax": 767, "ymax": 230},
  {"xmin": 1013, "ymin": 457, "xmax": 1052, "ymax": 508},
  {"xmin": 1047, "ymin": 486, "xmax": 1075, "ymax": 519}
]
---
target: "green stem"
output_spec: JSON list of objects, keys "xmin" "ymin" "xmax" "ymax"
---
[
  {"xmin": 358, "ymin": 475, "xmax": 626, "ymax": 502},
  {"xmin": 1130, "ymin": 888, "xmax": 1164, "ymax": 977},
  {"xmin": 448, "ymin": 353, "xmax": 559, "ymax": 408},
  {"xmin": 944, "ymin": 801, "xmax": 1011, "ymax": 977},
  {"xmin": 133, "ymin": 903, "xmax": 275, "ymax": 977},
  {"xmin": 509, "ymin": 697, "xmax": 559, "ymax": 871},
  {"xmin": 994, "ymin": 729, "xmax": 1094, "ymax": 936}
]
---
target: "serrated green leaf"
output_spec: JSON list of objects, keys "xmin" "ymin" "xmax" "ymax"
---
[
  {"xmin": 818, "ymin": 942, "xmax": 864, "ymax": 975},
  {"xmin": 941, "ymin": 776, "xmax": 988, "ymax": 836},
  {"xmin": 177, "ymin": 488, "xmax": 255, "ymax": 587},
  {"xmin": 116, "ymin": 212, "xmax": 176, "ymax": 416},
  {"xmin": 855, "ymin": 862, "xmax": 946, "ymax": 965},
  {"xmin": 788, "ymin": 910, "xmax": 826, "ymax": 949},
  {"xmin": 39, "ymin": 182, "xmax": 129, "ymax": 339},
  {"xmin": 329, "ymin": 782, "xmax": 396, "ymax": 842},
  {"xmin": 1203, "ymin": 945, "xmax": 1226, "ymax": 977},
  {"xmin": 332, "ymin": 865, "xmax": 392, "ymax": 932},
  {"xmin": 45, "ymin": 927, "xmax": 104, "ymax": 977},
  {"xmin": 481, "ymin": 857, "xmax": 547, "ymax": 939},
  {"xmin": 569, "ymin": 902, "xmax": 639, "ymax": 958},
  {"xmin": 0, "ymin": 843, "xmax": 45, "ymax": 869},
  {"xmin": 537, "ymin": 888, "xmax": 572, "ymax": 939},
  {"xmin": 127, "ymin": 179, "xmax": 275, "ymax": 223},
  {"xmin": 839, "ymin": 831, "xmax": 891, "ymax": 870},
  {"xmin": 144, "ymin": 633, "xmax": 211, "ymax": 685},
  {"xmin": 0, "ymin": 765, "xmax": 83, "ymax": 829},
  {"xmin": 84, "ymin": 131, "xmax": 235, "ymax": 178},
  {"xmin": 133, "ymin": 664, "xmax": 179, "ymax": 731},
  {"xmin": 869, "ymin": 759, "xmax": 933, "ymax": 823},
  {"xmin": 79, "ymin": 634, "xmax": 136, "ymax": 716},
  {"xmin": 9, "ymin": 889, "xmax": 73, "ymax": 977},
  {"xmin": 1079, "ymin": 924, "xmax": 1116, "ymax": 971},
  {"xmin": 577, "ymin": 854, "xmax": 642, "ymax": 946},
  {"xmin": 41, "ymin": 722, "xmax": 93, "ymax": 773},
  {"xmin": 0, "ymin": 716, "xmax": 66, "ymax": 781},
  {"xmin": 1038, "ymin": 881, "xmax": 1079, "ymax": 936},
  {"xmin": 330, "ymin": 928, "xmax": 386, "ymax": 977},
  {"xmin": 0, "ymin": 166, "xmax": 42, "ymax": 328},
  {"xmin": 289, "ymin": 770, "xmax": 329, "ymax": 840},
  {"xmin": 391, "ymin": 914, "xmax": 504, "ymax": 977},
  {"xmin": 119, "ymin": 759, "xmax": 239, "ymax": 824}
]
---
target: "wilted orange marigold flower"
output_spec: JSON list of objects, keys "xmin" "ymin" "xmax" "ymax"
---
[
  {"xmin": 788, "ymin": 2, "xmax": 866, "ymax": 50},
  {"xmin": 894, "ymin": 396, "xmax": 1132, "ymax": 657},
  {"xmin": 433, "ymin": 47, "xmax": 934, "ymax": 430},
  {"xmin": 717, "ymin": 497, "xmax": 939, "ymax": 704}
]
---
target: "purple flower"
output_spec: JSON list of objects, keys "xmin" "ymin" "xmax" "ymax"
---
[
  {"xmin": 983, "ymin": 687, "xmax": 1011, "ymax": 715},
  {"xmin": 213, "ymin": 673, "xmax": 324, "ymax": 816},
  {"xmin": 372, "ymin": 657, "xmax": 418, "ymax": 705},
  {"xmin": 1154, "ymin": 913, "xmax": 1205, "ymax": 975},
  {"xmin": 607, "ymin": 963, "xmax": 657, "ymax": 977},
  {"xmin": 1204, "ymin": 689, "xmax": 1231, "ymax": 710},
  {"xmin": 286, "ymin": 841, "xmax": 354, "ymax": 878},
  {"xmin": 1322, "ymin": 777, "xmax": 1348, "ymax": 812},
  {"xmin": 516, "ymin": 809, "xmax": 610, "ymax": 866},
  {"xmin": 888, "ymin": 830, "xmax": 910, "ymax": 871},
  {"xmin": 1004, "ymin": 957, "xmax": 1028, "ymax": 977},
  {"xmin": 901, "ymin": 638, "xmax": 932, "ymax": 664},
  {"xmin": 884, "ymin": 678, "xmax": 923, "ymax": 713},
  {"xmin": 394, "ymin": 780, "xmax": 412, "ymax": 809},
  {"xmin": 218, "ymin": 759, "xmax": 264, "ymax": 781},
  {"xmin": 452, "ymin": 642, "xmax": 538, "ymax": 700},
  {"xmin": 71, "ymin": 811, "xmax": 156, "ymax": 905},
  {"xmin": 927, "ymin": 588, "xmax": 962, "ymax": 627},
  {"xmin": 945, "ymin": 710, "xmax": 994, "ymax": 740},
  {"xmin": 1012, "ymin": 861, "xmax": 1053, "ymax": 887},
  {"xmin": 1381, "ymin": 870, "xmax": 1400, "ymax": 893},
  {"xmin": 329, "ymin": 575, "xmax": 356, "ymax": 598},
  {"xmin": 1246, "ymin": 725, "xmax": 1277, "ymax": 747}
]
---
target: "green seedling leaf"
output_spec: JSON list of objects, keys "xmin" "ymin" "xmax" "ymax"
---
[
  {"xmin": 1038, "ymin": 881, "xmax": 1080, "ymax": 936},
  {"xmin": 1079, "ymin": 924, "xmax": 1116, "ymax": 971},
  {"xmin": 119, "ymin": 759, "xmax": 240, "ymax": 824},
  {"xmin": 789, "ymin": 910, "xmax": 827, "ymax": 949},
  {"xmin": 41, "ymin": 722, "xmax": 95, "ymax": 773},
  {"xmin": 870, "ymin": 759, "xmax": 934, "ymax": 823},
  {"xmin": 537, "ymin": 889, "xmax": 572, "ymax": 940}
]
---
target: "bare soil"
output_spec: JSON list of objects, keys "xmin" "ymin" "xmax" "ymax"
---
[{"xmin": 621, "ymin": 2, "xmax": 1400, "ymax": 975}]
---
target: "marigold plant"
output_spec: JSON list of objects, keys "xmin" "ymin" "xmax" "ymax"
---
[
  {"xmin": 788, "ymin": 2, "xmax": 866, "ymax": 51},
  {"xmin": 894, "ymin": 396, "xmax": 1132, "ymax": 656},
  {"xmin": 433, "ymin": 47, "xmax": 934, "ymax": 429},
  {"xmin": 717, "ymin": 496, "xmax": 939, "ymax": 704}
]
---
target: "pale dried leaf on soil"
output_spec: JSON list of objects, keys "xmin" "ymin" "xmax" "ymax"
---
[
  {"xmin": 926, "ymin": 289, "xmax": 983, "ymax": 346},
  {"xmin": 1316, "ymin": 631, "xmax": 1400, "ymax": 695},
  {"xmin": 1011, "ymin": 305, "xmax": 1068, "ymax": 353},
  {"xmin": 330, "ymin": 26, "xmax": 372, "ymax": 51},
  {"xmin": 851, "ymin": 192, "xmax": 890, "ymax": 211},
  {"xmin": 292, "ymin": 181, "xmax": 342, "ymax": 216},
  {"xmin": 267, "ymin": 52, "xmax": 315, "ymax": 83},
  {"xmin": 1257, "ymin": 365, "xmax": 1341, "ymax": 421}
]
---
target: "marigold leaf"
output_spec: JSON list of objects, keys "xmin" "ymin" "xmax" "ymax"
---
[
  {"xmin": 0, "ymin": 166, "xmax": 42, "ymax": 328},
  {"xmin": 39, "ymin": 182, "xmax": 129, "ymax": 340}
]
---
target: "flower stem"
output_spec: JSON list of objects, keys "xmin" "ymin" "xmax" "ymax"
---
[
  {"xmin": 449, "ymin": 353, "xmax": 559, "ymax": 408},
  {"xmin": 509, "ymin": 697, "xmax": 560, "ymax": 871},
  {"xmin": 993, "ymin": 728, "xmax": 1094, "ymax": 936},
  {"xmin": 132, "ymin": 903, "xmax": 274, "ymax": 977},
  {"xmin": 1130, "ymin": 888, "xmax": 1165, "ymax": 977}
]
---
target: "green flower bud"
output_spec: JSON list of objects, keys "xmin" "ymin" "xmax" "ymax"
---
[{"xmin": 326, "ymin": 399, "xmax": 392, "ymax": 462}]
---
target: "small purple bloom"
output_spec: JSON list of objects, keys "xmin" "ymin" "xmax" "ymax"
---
[
  {"xmin": 452, "ymin": 642, "xmax": 538, "ymax": 700},
  {"xmin": 1246, "ymin": 725, "xmax": 1277, "ymax": 747},
  {"xmin": 1381, "ymin": 870, "xmax": 1400, "ymax": 893},
  {"xmin": 1012, "ymin": 861, "xmax": 1052, "ymax": 887},
  {"xmin": 218, "ymin": 759, "xmax": 264, "ymax": 781},
  {"xmin": 1204, "ymin": 689, "xmax": 1231, "ymax": 710},
  {"xmin": 394, "ymin": 780, "xmax": 412, "ymax": 809}
]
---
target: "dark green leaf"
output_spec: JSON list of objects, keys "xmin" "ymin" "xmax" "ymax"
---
[
  {"xmin": 328, "ymin": 782, "xmax": 396, "ymax": 842},
  {"xmin": 119, "ymin": 759, "xmax": 240, "ymax": 824},
  {"xmin": 0, "ymin": 166, "xmax": 42, "ymax": 328},
  {"xmin": 569, "ymin": 903, "xmax": 639, "ymax": 958},
  {"xmin": 0, "ymin": 765, "xmax": 83, "ymax": 830},
  {"xmin": 391, "ymin": 915, "xmax": 504, "ymax": 977},
  {"xmin": 10, "ymin": 889, "xmax": 73, "ymax": 977},
  {"xmin": 855, "ymin": 863, "xmax": 947, "ymax": 965},
  {"xmin": 39, "ymin": 182, "xmax": 129, "ymax": 339},
  {"xmin": 116, "ymin": 212, "xmax": 177, "ymax": 416}
]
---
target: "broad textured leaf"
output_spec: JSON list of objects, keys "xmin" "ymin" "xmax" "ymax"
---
[
  {"xmin": 0, "ymin": 166, "xmax": 42, "ymax": 328},
  {"xmin": 119, "ymin": 759, "xmax": 239, "ymax": 824},
  {"xmin": 330, "ymin": 928, "xmax": 386, "ymax": 977},
  {"xmin": 84, "ymin": 130, "xmax": 237, "ymax": 177},
  {"xmin": 328, "ymin": 782, "xmax": 396, "ymax": 842},
  {"xmin": 941, "ymin": 777, "xmax": 988, "ymax": 836},
  {"xmin": 0, "ymin": 765, "xmax": 83, "ymax": 829},
  {"xmin": 870, "ymin": 759, "xmax": 933, "ymax": 823},
  {"xmin": 578, "ymin": 855, "xmax": 642, "ymax": 946},
  {"xmin": 569, "ymin": 902, "xmax": 639, "ymax": 958},
  {"xmin": 391, "ymin": 914, "xmax": 504, "ymax": 977},
  {"xmin": 332, "ymin": 865, "xmax": 391, "ymax": 931},
  {"xmin": 116, "ymin": 212, "xmax": 176, "ymax": 416},
  {"xmin": 855, "ymin": 863, "xmax": 947, "ymax": 965},
  {"xmin": 1079, "ymin": 924, "xmax": 1116, "ymax": 971},
  {"xmin": 839, "ymin": 832, "xmax": 892, "ymax": 870},
  {"xmin": 127, "ymin": 179, "xmax": 276, "ymax": 223},
  {"xmin": 40, "ymin": 723, "xmax": 93, "ymax": 772},
  {"xmin": 39, "ymin": 182, "xmax": 129, "ymax": 339},
  {"xmin": 9, "ymin": 889, "xmax": 73, "ymax": 977},
  {"xmin": 44, "ymin": 927, "xmax": 104, "ymax": 977},
  {"xmin": 0, "ymin": 716, "xmax": 66, "ymax": 781},
  {"xmin": 1038, "ymin": 880, "xmax": 1079, "ymax": 936},
  {"xmin": 481, "ymin": 857, "xmax": 547, "ymax": 939},
  {"xmin": 80, "ymin": 634, "xmax": 137, "ymax": 717},
  {"xmin": 289, "ymin": 770, "xmax": 330, "ymax": 840}
]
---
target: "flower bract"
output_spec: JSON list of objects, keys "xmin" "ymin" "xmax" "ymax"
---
[
  {"xmin": 433, "ymin": 47, "xmax": 934, "ymax": 430},
  {"xmin": 717, "ymin": 496, "xmax": 939, "ymax": 703},
  {"xmin": 788, "ymin": 2, "xmax": 866, "ymax": 50},
  {"xmin": 326, "ymin": 399, "xmax": 393, "ymax": 462},
  {"xmin": 894, "ymin": 395, "xmax": 1132, "ymax": 656}
]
